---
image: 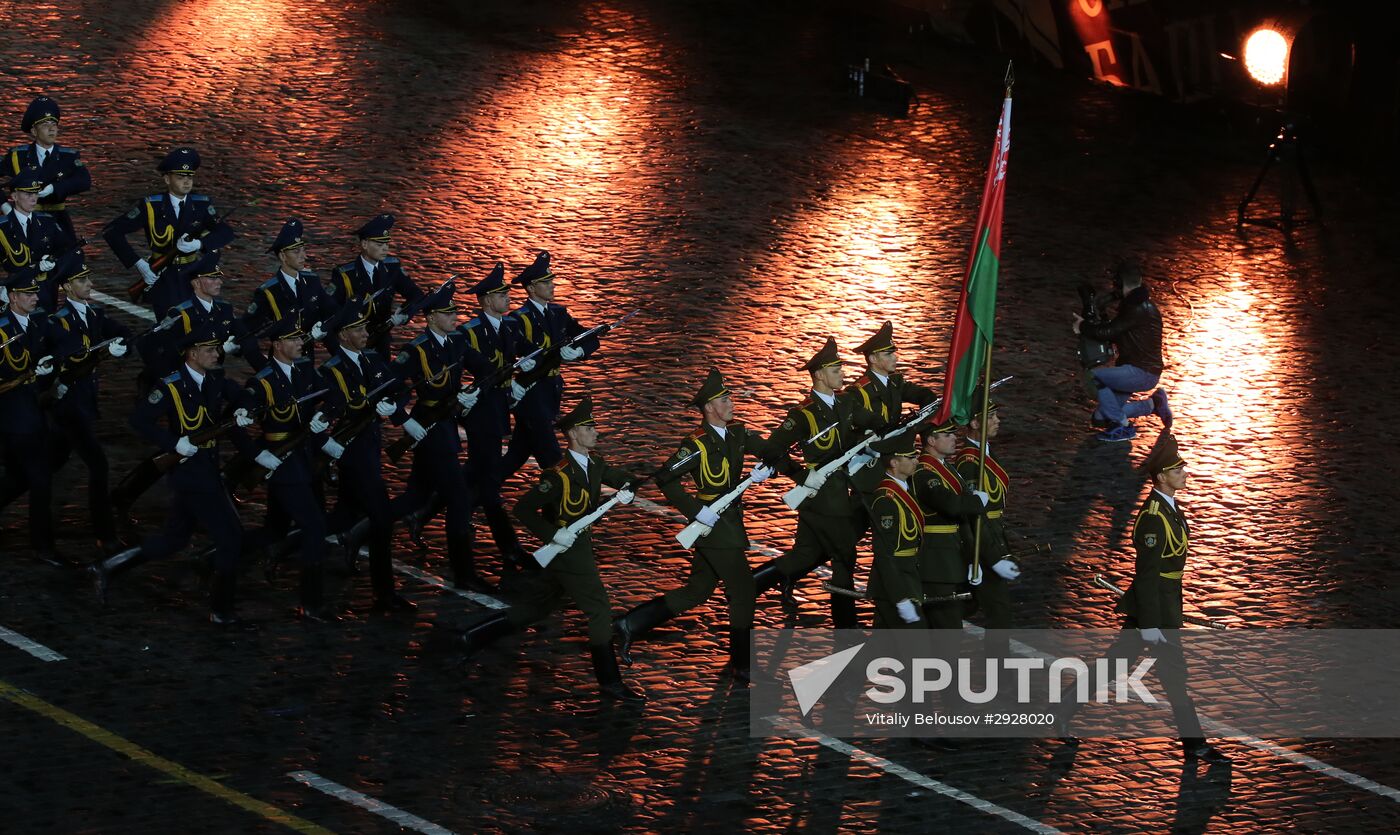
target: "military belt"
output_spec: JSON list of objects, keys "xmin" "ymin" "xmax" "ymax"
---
[
  {"xmin": 173, "ymin": 253, "xmax": 199, "ymax": 266},
  {"xmin": 1159, "ymin": 571, "xmax": 1184, "ymax": 580},
  {"xmin": 893, "ymin": 548, "xmax": 919, "ymax": 557},
  {"xmin": 923, "ymin": 524, "xmax": 959, "ymax": 534},
  {"xmin": 986, "ymin": 510, "xmax": 1004, "ymax": 519},
  {"xmin": 264, "ymin": 432, "xmax": 291, "ymax": 442},
  {"xmin": 37, "ymin": 201, "xmax": 65, "ymax": 212},
  {"xmin": 422, "ymin": 399, "xmax": 441, "ymax": 407}
]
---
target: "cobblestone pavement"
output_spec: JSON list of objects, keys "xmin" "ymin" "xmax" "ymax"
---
[{"xmin": 2, "ymin": 0, "xmax": 1399, "ymax": 832}]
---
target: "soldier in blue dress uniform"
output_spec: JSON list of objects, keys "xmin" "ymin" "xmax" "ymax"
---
[
  {"xmin": 329, "ymin": 213, "xmax": 422, "ymax": 355},
  {"xmin": 1, "ymin": 167, "xmax": 77, "ymax": 310},
  {"xmin": 4, "ymin": 96, "xmax": 92, "ymax": 238},
  {"xmin": 239, "ymin": 218, "xmax": 338, "ymax": 360},
  {"xmin": 0, "ymin": 267, "xmax": 60, "ymax": 564}
]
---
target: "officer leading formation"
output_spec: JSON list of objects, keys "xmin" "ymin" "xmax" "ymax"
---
[{"xmin": 0, "ymin": 94, "xmax": 1221, "ymax": 762}]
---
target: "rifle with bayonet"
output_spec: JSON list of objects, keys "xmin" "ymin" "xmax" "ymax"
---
[
  {"xmin": 534, "ymin": 449, "xmax": 703, "ymax": 567},
  {"xmin": 512, "ymin": 308, "xmax": 642, "ymax": 397},
  {"xmin": 368, "ymin": 277, "xmax": 454, "ymax": 339},
  {"xmin": 309, "ymin": 374, "xmax": 403, "ymax": 478},
  {"xmin": 124, "ymin": 206, "xmax": 240, "ymax": 302},
  {"xmin": 676, "ymin": 421, "xmax": 838, "ymax": 549},
  {"xmin": 383, "ymin": 356, "xmax": 467, "ymax": 464}
]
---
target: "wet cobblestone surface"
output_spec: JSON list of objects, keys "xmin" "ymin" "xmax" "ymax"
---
[{"xmin": 3, "ymin": 0, "xmax": 1400, "ymax": 832}]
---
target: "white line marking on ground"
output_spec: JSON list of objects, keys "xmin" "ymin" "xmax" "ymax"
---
[
  {"xmin": 391, "ymin": 560, "xmax": 507, "ymax": 610},
  {"xmin": 92, "ymin": 289, "xmax": 156, "ymax": 322},
  {"xmin": 766, "ymin": 716, "xmax": 1062, "ymax": 833},
  {"xmin": 288, "ymin": 770, "xmax": 456, "ymax": 834},
  {"xmin": 0, "ymin": 626, "xmax": 67, "ymax": 662}
]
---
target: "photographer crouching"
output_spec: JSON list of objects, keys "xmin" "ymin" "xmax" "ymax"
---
[{"xmin": 1072, "ymin": 259, "xmax": 1172, "ymax": 442}]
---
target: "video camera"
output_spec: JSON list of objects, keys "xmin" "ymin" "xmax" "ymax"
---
[{"xmin": 1076, "ymin": 282, "xmax": 1116, "ymax": 369}]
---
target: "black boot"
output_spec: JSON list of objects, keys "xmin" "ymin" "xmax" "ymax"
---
[
  {"xmin": 753, "ymin": 559, "xmax": 795, "ymax": 604},
  {"xmin": 460, "ymin": 612, "xmax": 515, "ymax": 659},
  {"xmin": 404, "ymin": 492, "xmax": 445, "ymax": 548},
  {"xmin": 727, "ymin": 628, "xmax": 751, "ymax": 684},
  {"xmin": 613, "ymin": 597, "xmax": 673, "ymax": 666},
  {"xmin": 1182, "ymin": 738, "xmax": 1229, "ymax": 764},
  {"xmin": 590, "ymin": 642, "xmax": 647, "ymax": 703},
  {"xmin": 830, "ymin": 595, "xmax": 859, "ymax": 629},
  {"xmin": 209, "ymin": 572, "xmax": 255, "ymax": 630},
  {"xmin": 88, "ymin": 545, "xmax": 147, "ymax": 606},
  {"xmin": 485, "ymin": 504, "xmax": 534, "ymax": 572},
  {"xmin": 450, "ymin": 532, "xmax": 497, "ymax": 595},
  {"xmin": 331, "ymin": 518, "xmax": 370, "ymax": 574},
  {"xmin": 297, "ymin": 563, "xmax": 340, "ymax": 623}
]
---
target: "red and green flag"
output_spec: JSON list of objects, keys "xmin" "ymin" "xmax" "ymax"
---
[{"xmin": 937, "ymin": 88, "xmax": 1013, "ymax": 425}]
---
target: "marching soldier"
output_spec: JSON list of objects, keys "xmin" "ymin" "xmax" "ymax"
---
[
  {"xmin": 751, "ymin": 337, "xmax": 880, "ymax": 628},
  {"xmin": 329, "ymin": 213, "xmax": 422, "ymax": 355},
  {"xmin": 842, "ymin": 321, "xmax": 940, "ymax": 508},
  {"xmin": 315, "ymin": 297, "xmax": 416, "ymax": 613},
  {"xmin": 912, "ymin": 420, "xmax": 988, "ymax": 629},
  {"xmin": 386, "ymin": 280, "xmax": 490, "ymax": 592},
  {"xmin": 1055, "ymin": 432, "xmax": 1228, "ymax": 763},
  {"xmin": 953, "ymin": 390, "xmax": 1020, "ymax": 657},
  {"xmin": 237, "ymin": 315, "xmax": 336, "ymax": 621},
  {"xmin": 102, "ymin": 147, "xmax": 235, "ymax": 319},
  {"xmin": 500, "ymin": 250, "xmax": 601, "ymax": 482},
  {"xmin": 2, "ymin": 168, "xmax": 77, "ymax": 310},
  {"xmin": 115, "ymin": 252, "xmax": 247, "ymax": 528},
  {"xmin": 458, "ymin": 262, "xmax": 531, "ymax": 569},
  {"xmin": 613, "ymin": 369, "xmax": 778, "ymax": 682},
  {"xmin": 866, "ymin": 435, "xmax": 927, "ymax": 628},
  {"xmin": 0, "ymin": 268, "xmax": 60, "ymax": 564},
  {"xmin": 461, "ymin": 395, "xmax": 646, "ymax": 703},
  {"xmin": 240, "ymin": 219, "xmax": 338, "ymax": 358},
  {"xmin": 4, "ymin": 96, "xmax": 91, "ymax": 238},
  {"xmin": 48, "ymin": 250, "xmax": 132, "ymax": 551},
  {"xmin": 90, "ymin": 321, "xmax": 257, "ymax": 627}
]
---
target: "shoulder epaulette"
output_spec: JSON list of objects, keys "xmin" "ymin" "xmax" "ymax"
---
[
  {"xmin": 460, "ymin": 317, "xmax": 483, "ymax": 331},
  {"xmin": 730, "ymin": 420, "xmax": 746, "ymax": 431},
  {"xmin": 187, "ymin": 194, "xmax": 211, "ymax": 204},
  {"xmin": 253, "ymin": 366, "xmax": 275, "ymax": 380},
  {"xmin": 336, "ymin": 261, "xmax": 357, "ymax": 275},
  {"xmin": 321, "ymin": 354, "xmax": 342, "ymax": 370},
  {"xmin": 56, "ymin": 147, "xmax": 78, "ymax": 157},
  {"xmin": 362, "ymin": 348, "xmax": 380, "ymax": 359},
  {"xmin": 688, "ymin": 426, "xmax": 707, "ymax": 440},
  {"xmin": 292, "ymin": 357, "xmax": 314, "ymax": 368},
  {"xmin": 52, "ymin": 306, "xmax": 72, "ymax": 320},
  {"xmin": 406, "ymin": 333, "xmax": 430, "ymax": 349},
  {"xmin": 382, "ymin": 256, "xmax": 400, "ymax": 265},
  {"xmin": 257, "ymin": 276, "xmax": 280, "ymax": 290},
  {"xmin": 552, "ymin": 458, "xmax": 571, "ymax": 472},
  {"xmin": 297, "ymin": 270, "xmax": 318, "ymax": 281},
  {"xmin": 547, "ymin": 302, "xmax": 568, "ymax": 314},
  {"xmin": 144, "ymin": 194, "xmax": 162, "ymax": 203},
  {"xmin": 161, "ymin": 371, "xmax": 181, "ymax": 384}
]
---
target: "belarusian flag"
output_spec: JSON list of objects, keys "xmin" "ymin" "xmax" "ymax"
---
[{"xmin": 937, "ymin": 89, "xmax": 1012, "ymax": 425}]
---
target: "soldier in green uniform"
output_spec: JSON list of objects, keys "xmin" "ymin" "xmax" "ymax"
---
[
  {"xmin": 1056, "ymin": 432, "xmax": 1227, "ymax": 763},
  {"xmin": 912, "ymin": 419, "xmax": 989, "ymax": 629},
  {"xmin": 952, "ymin": 391, "xmax": 1020, "ymax": 656},
  {"xmin": 866, "ymin": 435, "xmax": 927, "ymax": 628},
  {"xmin": 843, "ymin": 322, "xmax": 940, "ymax": 508},
  {"xmin": 612, "ymin": 369, "xmax": 777, "ymax": 682},
  {"xmin": 459, "ymin": 396, "xmax": 646, "ymax": 703},
  {"xmin": 751, "ymin": 337, "xmax": 879, "ymax": 628}
]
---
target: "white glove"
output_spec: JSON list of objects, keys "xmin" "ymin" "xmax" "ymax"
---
[
  {"xmin": 973, "ymin": 490, "xmax": 989, "ymax": 507},
  {"xmin": 517, "ymin": 356, "xmax": 536, "ymax": 373},
  {"xmin": 309, "ymin": 322, "xmax": 327, "ymax": 341},
  {"xmin": 108, "ymin": 339, "xmax": 129, "ymax": 358},
  {"xmin": 54, "ymin": 382, "xmax": 69, "ymax": 400},
  {"xmin": 616, "ymin": 487, "xmax": 635, "ymax": 505},
  {"xmin": 1139, "ymin": 627, "xmax": 1166, "ymax": 645},
  {"xmin": 695, "ymin": 506, "xmax": 721, "ymax": 527},
  {"xmin": 1, "ymin": 201, "xmax": 10, "ymax": 215},
  {"xmin": 992, "ymin": 558, "xmax": 1021, "ymax": 580},
  {"xmin": 38, "ymin": 255, "xmax": 55, "ymax": 272},
  {"xmin": 456, "ymin": 387, "xmax": 480, "ymax": 412},
  {"xmin": 389, "ymin": 310, "xmax": 409, "ymax": 326},
  {"xmin": 375, "ymin": 399, "xmax": 397, "ymax": 417},
  {"xmin": 37, "ymin": 184, "xmax": 54, "ymax": 199},
  {"xmin": 551, "ymin": 527, "xmax": 578, "ymax": 548},
  {"xmin": 34, "ymin": 355, "xmax": 54, "ymax": 376},
  {"xmin": 403, "ymin": 418, "xmax": 427, "ymax": 442},
  {"xmin": 896, "ymin": 599, "xmax": 920, "ymax": 624},
  {"xmin": 221, "ymin": 336, "xmax": 240, "ymax": 355},
  {"xmin": 233, "ymin": 407, "xmax": 254, "ymax": 428},
  {"xmin": 855, "ymin": 450, "xmax": 878, "ymax": 468},
  {"xmin": 308, "ymin": 411, "xmax": 330, "ymax": 433},
  {"xmin": 560, "ymin": 345, "xmax": 584, "ymax": 362},
  {"xmin": 749, "ymin": 463, "xmax": 774, "ymax": 483},
  {"xmin": 804, "ymin": 469, "xmax": 827, "ymax": 491},
  {"xmin": 255, "ymin": 450, "xmax": 282, "ymax": 472},
  {"xmin": 320, "ymin": 438, "xmax": 345, "ymax": 460},
  {"xmin": 175, "ymin": 436, "xmax": 199, "ymax": 457},
  {"xmin": 0, "ymin": 286, "xmax": 7, "ymax": 305},
  {"xmin": 135, "ymin": 258, "xmax": 159, "ymax": 286},
  {"xmin": 510, "ymin": 380, "xmax": 529, "ymax": 403},
  {"xmin": 175, "ymin": 234, "xmax": 202, "ymax": 254}
]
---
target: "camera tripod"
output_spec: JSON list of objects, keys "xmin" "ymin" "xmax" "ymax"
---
[{"xmin": 1236, "ymin": 121, "xmax": 1324, "ymax": 235}]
